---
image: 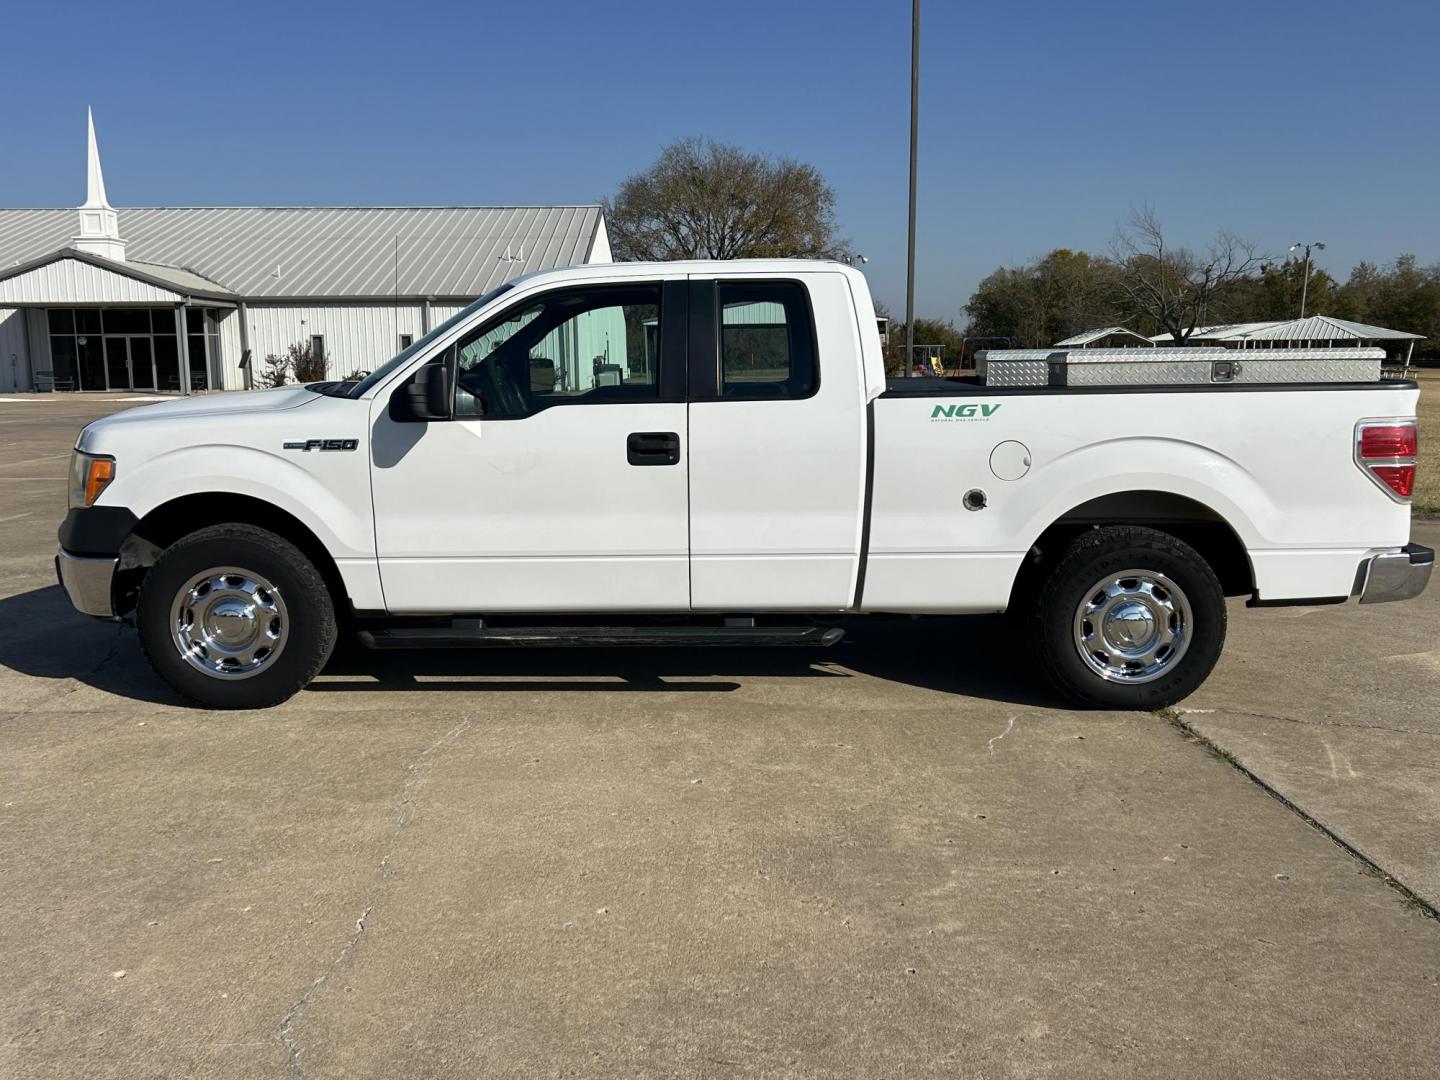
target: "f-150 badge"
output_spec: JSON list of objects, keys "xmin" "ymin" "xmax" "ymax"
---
[{"xmin": 283, "ymin": 439, "xmax": 359, "ymax": 451}]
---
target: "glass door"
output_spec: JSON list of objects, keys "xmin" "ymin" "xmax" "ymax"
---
[
  {"xmin": 76, "ymin": 336, "xmax": 105, "ymax": 390},
  {"xmin": 129, "ymin": 336, "xmax": 155, "ymax": 390},
  {"xmin": 104, "ymin": 337, "xmax": 130, "ymax": 391}
]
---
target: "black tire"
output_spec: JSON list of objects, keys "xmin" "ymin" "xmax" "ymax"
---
[
  {"xmin": 1035, "ymin": 525, "xmax": 1226, "ymax": 710},
  {"xmin": 137, "ymin": 523, "xmax": 337, "ymax": 709}
]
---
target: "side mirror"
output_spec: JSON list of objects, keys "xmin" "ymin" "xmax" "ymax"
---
[{"xmin": 389, "ymin": 362, "xmax": 452, "ymax": 422}]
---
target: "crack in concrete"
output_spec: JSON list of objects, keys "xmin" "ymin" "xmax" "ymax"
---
[
  {"xmin": 987, "ymin": 716, "xmax": 1016, "ymax": 756},
  {"xmin": 274, "ymin": 719, "xmax": 471, "ymax": 1076},
  {"xmin": 1178, "ymin": 706, "xmax": 1437, "ymax": 739},
  {"xmin": 277, "ymin": 907, "xmax": 371, "ymax": 1079}
]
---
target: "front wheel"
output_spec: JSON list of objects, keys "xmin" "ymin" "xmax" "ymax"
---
[
  {"xmin": 137, "ymin": 524, "xmax": 337, "ymax": 709},
  {"xmin": 1035, "ymin": 526, "xmax": 1226, "ymax": 710}
]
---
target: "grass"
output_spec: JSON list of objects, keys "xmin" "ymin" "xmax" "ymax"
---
[{"xmin": 1414, "ymin": 369, "xmax": 1440, "ymax": 517}]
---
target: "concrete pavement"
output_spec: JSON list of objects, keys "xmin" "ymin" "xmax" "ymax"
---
[
  {"xmin": 0, "ymin": 394, "xmax": 1436, "ymax": 1079},
  {"xmin": 1184, "ymin": 519, "xmax": 1440, "ymax": 907}
]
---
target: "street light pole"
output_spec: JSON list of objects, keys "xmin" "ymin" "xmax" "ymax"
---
[
  {"xmin": 904, "ymin": 0, "xmax": 920, "ymax": 377},
  {"xmin": 1289, "ymin": 241, "xmax": 1326, "ymax": 318}
]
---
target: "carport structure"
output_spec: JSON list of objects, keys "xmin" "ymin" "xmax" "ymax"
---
[{"xmin": 1149, "ymin": 315, "xmax": 1424, "ymax": 368}]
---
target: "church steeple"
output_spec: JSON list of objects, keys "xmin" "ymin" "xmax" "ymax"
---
[{"xmin": 73, "ymin": 107, "xmax": 126, "ymax": 262}]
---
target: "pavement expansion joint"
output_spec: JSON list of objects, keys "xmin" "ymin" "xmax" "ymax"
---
[
  {"xmin": 1179, "ymin": 706, "xmax": 1437, "ymax": 739},
  {"xmin": 1159, "ymin": 708, "xmax": 1440, "ymax": 925}
]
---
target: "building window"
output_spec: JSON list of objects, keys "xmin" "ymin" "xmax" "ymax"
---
[
  {"xmin": 310, "ymin": 335, "xmax": 325, "ymax": 362},
  {"xmin": 46, "ymin": 306, "xmax": 182, "ymax": 391},
  {"xmin": 399, "ymin": 334, "xmax": 414, "ymax": 350}
]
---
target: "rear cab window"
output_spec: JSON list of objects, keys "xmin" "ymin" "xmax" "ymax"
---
[{"xmin": 718, "ymin": 281, "xmax": 817, "ymax": 400}]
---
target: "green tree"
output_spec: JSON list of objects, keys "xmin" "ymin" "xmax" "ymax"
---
[
  {"xmin": 1333, "ymin": 255, "xmax": 1440, "ymax": 355},
  {"xmin": 1225, "ymin": 258, "xmax": 1336, "ymax": 323},
  {"xmin": 965, "ymin": 249, "xmax": 1111, "ymax": 347},
  {"xmin": 604, "ymin": 138, "xmax": 844, "ymax": 261}
]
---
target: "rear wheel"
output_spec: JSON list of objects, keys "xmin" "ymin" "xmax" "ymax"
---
[
  {"xmin": 137, "ymin": 524, "xmax": 336, "ymax": 709},
  {"xmin": 1036, "ymin": 526, "xmax": 1225, "ymax": 709}
]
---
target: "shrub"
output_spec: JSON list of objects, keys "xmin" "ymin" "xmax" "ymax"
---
[
  {"xmin": 260, "ymin": 353, "xmax": 288, "ymax": 388},
  {"xmin": 289, "ymin": 341, "xmax": 328, "ymax": 383},
  {"xmin": 259, "ymin": 341, "xmax": 331, "ymax": 387}
]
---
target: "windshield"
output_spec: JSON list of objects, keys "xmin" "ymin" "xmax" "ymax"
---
[{"xmin": 347, "ymin": 283, "xmax": 515, "ymax": 398}]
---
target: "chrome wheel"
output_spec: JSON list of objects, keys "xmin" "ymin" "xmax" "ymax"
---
[
  {"xmin": 170, "ymin": 566, "xmax": 289, "ymax": 680},
  {"xmin": 1072, "ymin": 569, "xmax": 1191, "ymax": 684}
]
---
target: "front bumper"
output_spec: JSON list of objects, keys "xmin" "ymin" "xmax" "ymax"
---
[
  {"xmin": 56, "ymin": 547, "xmax": 118, "ymax": 618},
  {"xmin": 1358, "ymin": 543, "xmax": 1434, "ymax": 605}
]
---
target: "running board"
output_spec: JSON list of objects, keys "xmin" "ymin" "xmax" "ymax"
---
[{"xmin": 358, "ymin": 624, "xmax": 846, "ymax": 650}]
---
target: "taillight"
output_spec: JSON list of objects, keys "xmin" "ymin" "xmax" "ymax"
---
[
  {"xmin": 1355, "ymin": 419, "xmax": 1418, "ymax": 502},
  {"xmin": 1360, "ymin": 424, "xmax": 1418, "ymax": 459}
]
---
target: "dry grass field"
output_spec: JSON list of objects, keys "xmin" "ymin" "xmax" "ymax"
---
[{"xmin": 1415, "ymin": 368, "xmax": 1440, "ymax": 516}]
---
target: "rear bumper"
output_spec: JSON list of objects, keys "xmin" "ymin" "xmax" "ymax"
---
[
  {"xmin": 1358, "ymin": 543, "xmax": 1434, "ymax": 605},
  {"xmin": 56, "ymin": 547, "xmax": 118, "ymax": 618}
]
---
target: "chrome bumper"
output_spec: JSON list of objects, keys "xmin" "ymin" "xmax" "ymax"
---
[
  {"xmin": 55, "ymin": 547, "xmax": 117, "ymax": 618},
  {"xmin": 1358, "ymin": 543, "xmax": 1434, "ymax": 605}
]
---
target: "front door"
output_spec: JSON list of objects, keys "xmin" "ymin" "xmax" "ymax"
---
[
  {"xmin": 100, "ymin": 335, "xmax": 156, "ymax": 391},
  {"xmin": 104, "ymin": 336, "xmax": 129, "ymax": 391},
  {"xmin": 369, "ymin": 280, "xmax": 690, "ymax": 614}
]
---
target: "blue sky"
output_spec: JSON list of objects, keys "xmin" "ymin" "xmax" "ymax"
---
[{"xmin": 1, "ymin": 0, "xmax": 1435, "ymax": 319}]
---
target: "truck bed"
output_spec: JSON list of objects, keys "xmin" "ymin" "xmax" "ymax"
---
[{"xmin": 859, "ymin": 378, "xmax": 1419, "ymax": 613}]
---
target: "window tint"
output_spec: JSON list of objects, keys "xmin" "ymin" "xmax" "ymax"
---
[
  {"xmin": 453, "ymin": 285, "xmax": 662, "ymax": 418},
  {"xmin": 103, "ymin": 308, "xmax": 151, "ymax": 334},
  {"xmin": 719, "ymin": 282, "xmax": 816, "ymax": 399}
]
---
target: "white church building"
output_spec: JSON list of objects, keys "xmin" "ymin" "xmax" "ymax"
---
[{"xmin": 0, "ymin": 111, "xmax": 612, "ymax": 393}]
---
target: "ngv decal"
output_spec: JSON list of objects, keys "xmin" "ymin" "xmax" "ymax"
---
[
  {"xmin": 930, "ymin": 403, "xmax": 1001, "ymax": 421},
  {"xmin": 283, "ymin": 438, "xmax": 359, "ymax": 452}
]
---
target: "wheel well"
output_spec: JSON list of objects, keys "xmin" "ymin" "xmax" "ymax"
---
[
  {"xmin": 1008, "ymin": 491, "xmax": 1255, "ymax": 611},
  {"xmin": 113, "ymin": 494, "xmax": 350, "ymax": 618}
]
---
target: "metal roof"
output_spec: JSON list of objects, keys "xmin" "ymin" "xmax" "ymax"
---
[
  {"xmin": 1149, "ymin": 316, "xmax": 1422, "ymax": 343},
  {"xmin": 1231, "ymin": 314, "xmax": 1424, "ymax": 341},
  {"xmin": 1053, "ymin": 326, "xmax": 1154, "ymax": 347},
  {"xmin": 124, "ymin": 259, "xmax": 233, "ymax": 295},
  {"xmin": 0, "ymin": 206, "xmax": 604, "ymax": 300},
  {"xmin": 1147, "ymin": 322, "xmax": 1281, "ymax": 342}
]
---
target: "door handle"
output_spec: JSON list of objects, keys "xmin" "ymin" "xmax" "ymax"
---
[{"xmin": 627, "ymin": 431, "xmax": 681, "ymax": 466}]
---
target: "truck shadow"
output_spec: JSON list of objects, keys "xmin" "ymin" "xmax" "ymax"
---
[{"xmin": 0, "ymin": 585, "xmax": 1059, "ymax": 710}]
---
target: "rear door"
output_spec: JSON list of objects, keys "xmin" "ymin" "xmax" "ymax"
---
[
  {"xmin": 685, "ymin": 272, "xmax": 869, "ymax": 610},
  {"xmin": 370, "ymin": 279, "xmax": 691, "ymax": 613}
]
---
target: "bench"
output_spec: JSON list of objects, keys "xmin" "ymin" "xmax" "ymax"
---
[{"xmin": 33, "ymin": 370, "xmax": 75, "ymax": 392}]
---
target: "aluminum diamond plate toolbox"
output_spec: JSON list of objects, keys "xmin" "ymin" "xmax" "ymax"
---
[{"xmin": 977, "ymin": 347, "xmax": 1384, "ymax": 387}]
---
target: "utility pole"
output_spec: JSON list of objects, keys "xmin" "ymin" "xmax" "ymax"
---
[
  {"xmin": 1289, "ymin": 240, "xmax": 1325, "ymax": 318},
  {"xmin": 904, "ymin": 0, "xmax": 920, "ymax": 377}
]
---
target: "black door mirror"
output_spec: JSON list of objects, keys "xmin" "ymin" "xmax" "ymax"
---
[{"xmin": 389, "ymin": 362, "xmax": 452, "ymax": 422}]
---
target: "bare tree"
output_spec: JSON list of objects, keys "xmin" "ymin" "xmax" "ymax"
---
[
  {"xmin": 605, "ymin": 138, "xmax": 845, "ymax": 261},
  {"xmin": 1108, "ymin": 207, "xmax": 1265, "ymax": 343}
]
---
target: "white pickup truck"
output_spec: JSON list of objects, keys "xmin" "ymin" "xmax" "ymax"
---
[{"xmin": 56, "ymin": 260, "xmax": 1431, "ymax": 709}]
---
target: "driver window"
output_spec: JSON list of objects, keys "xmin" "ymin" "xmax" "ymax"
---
[{"xmin": 453, "ymin": 284, "xmax": 662, "ymax": 418}]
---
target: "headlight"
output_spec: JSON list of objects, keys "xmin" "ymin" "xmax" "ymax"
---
[{"xmin": 69, "ymin": 451, "xmax": 116, "ymax": 509}]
